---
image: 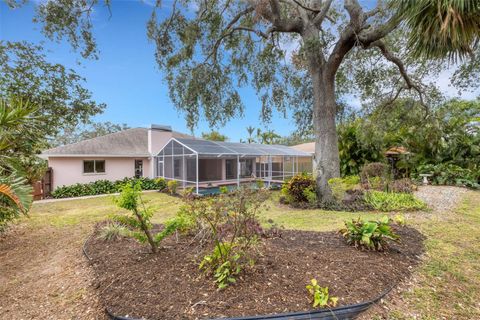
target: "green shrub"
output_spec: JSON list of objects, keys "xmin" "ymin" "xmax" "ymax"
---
[
  {"xmin": 255, "ymin": 179, "xmax": 265, "ymax": 189},
  {"xmin": 302, "ymin": 186, "xmax": 317, "ymax": 205},
  {"xmin": 414, "ymin": 163, "xmax": 480, "ymax": 189},
  {"xmin": 98, "ymin": 222, "xmax": 130, "ymax": 241},
  {"xmin": 167, "ymin": 180, "xmax": 178, "ymax": 195},
  {"xmin": 219, "ymin": 186, "xmax": 229, "ymax": 194},
  {"xmin": 154, "ymin": 177, "xmax": 167, "ymax": 191},
  {"xmin": 306, "ymin": 279, "xmax": 338, "ymax": 308},
  {"xmin": 364, "ymin": 191, "xmax": 427, "ymax": 211},
  {"xmin": 328, "ymin": 175, "xmax": 360, "ymax": 202},
  {"xmin": 340, "ymin": 216, "xmax": 399, "ymax": 251},
  {"xmin": 51, "ymin": 177, "xmax": 166, "ymax": 198},
  {"xmin": 282, "ymin": 173, "xmax": 316, "ymax": 205}
]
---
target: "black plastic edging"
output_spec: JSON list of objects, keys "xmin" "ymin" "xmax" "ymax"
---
[{"xmin": 83, "ymin": 236, "xmax": 392, "ymax": 320}]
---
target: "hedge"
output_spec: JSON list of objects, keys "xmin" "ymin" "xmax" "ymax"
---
[{"xmin": 51, "ymin": 177, "xmax": 167, "ymax": 199}]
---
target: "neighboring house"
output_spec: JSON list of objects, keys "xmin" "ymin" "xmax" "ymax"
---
[
  {"xmin": 42, "ymin": 124, "xmax": 313, "ymax": 194},
  {"xmin": 41, "ymin": 125, "xmax": 192, "ymax": 190},
  {"xmin": 291, "ymin": 142, "xmax": 316, "ymax": 170}
]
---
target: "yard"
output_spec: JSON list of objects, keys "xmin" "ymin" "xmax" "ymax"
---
[{"xmin": 0, "ymin": 187, "xmax": 479, "ymax": 319}]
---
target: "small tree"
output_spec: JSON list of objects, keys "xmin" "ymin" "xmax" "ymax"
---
[{"xmin": 201, "ymin": 130, "xmax": 229, "ymax": 141}]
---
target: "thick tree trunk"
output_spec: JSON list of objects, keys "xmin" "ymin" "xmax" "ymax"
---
[{"xmin": 310, "ymin": 66, "xmax": 341, "ymax": 203}]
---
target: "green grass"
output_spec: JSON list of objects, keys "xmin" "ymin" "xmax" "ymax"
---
[{"xmin": 24, "ymin": 189, "xmax": 480, "ymax": 319}]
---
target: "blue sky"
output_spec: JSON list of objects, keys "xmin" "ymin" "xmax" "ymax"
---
[
  {"xmin": 1, "ymin": 1, "xmax": 477, "ymax": 142},
  {"xmin": 0, "ymin": 0, "xmax": 296, "ymax": 141}
]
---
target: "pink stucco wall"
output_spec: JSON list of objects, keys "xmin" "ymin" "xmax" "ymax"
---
[{"xmin": 48, "ymin": 157, "xmax": 151, "ymax": 189}]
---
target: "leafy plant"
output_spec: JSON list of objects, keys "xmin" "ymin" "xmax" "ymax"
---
[
  {"xmin": 394, "ymin": 214, "xmax": 407, "ymax": 227},
  {"xmin": 302, "ymin": 186, "xmax": 317, "ymax": 205},
  {"xmin": 282, "ymin": 173, "xmax": 316, "ymax": 205},
  {"xmin": 195, "ymin": 187, "xmax": 268, "ymax": 288},
  {"xmin": 388, "ymin": 178, "xmax": 415, "ymax": 194},
  {"xmin": 360, "ymin": 162, "xmax": 391, "ymax": 190},
  {"xmin": 306, "ymin": 279, "xmax": 339, "ymax": 308},
  {"xmin": 114, "ymin": 181, "xmax": 190, "ymax": 253},
  {"xmin": 364, "ymin": 191, "xmax": 427, "ymax": 211},
  {"xmin": 414, "ymin": 163, "xmax": 479, "ymax": 189},
  {"xmin": 328, "ymin": 176, "xmax": 360, "ymax": 202},
  {"xmin": 340, "ymin": 216, "xmax": 399, "ymax": 251},
  {"xmin": 51, "ymin": 177, "xmax": 167, "ymax": 198},
  {"xmin": 219, "ymin": 186, "xmax": 229, "ymax": 194},
  {"xmin": 255, "ymin": 179, "xmax": 265, "ymax": 189},
  {"xmin": 167, "ymin": 180, "xmax": 178, "ymax": 195},
  {"xmin": 98, "ymin": 222, "xmax": 130, "ymax": 241}
]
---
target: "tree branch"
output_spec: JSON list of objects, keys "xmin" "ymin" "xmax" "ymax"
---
[
  {"xmin": 312, "ymin": 0, "xmax": 334, "ymax": 27},
  {"xmin": 371, "ymin": 40, "xmax": 426, "ymax": 106}
]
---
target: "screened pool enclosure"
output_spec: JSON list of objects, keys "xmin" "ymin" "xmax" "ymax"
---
[{"xmin": 154, "ymin": 138, "xmax": 313, "ymax": 194}]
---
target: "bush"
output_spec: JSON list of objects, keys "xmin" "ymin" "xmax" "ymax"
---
[
  {"xmin": 98, "ymin": 222, "xmax": 130, "ymax": 241},
  {"xmin": 364, "ymin": 190, "xmax": 427, "ymax": 211},
  {"xmin": 282, "ymin": 173, "xmax": 316, "ymax": 205},
  {"xmin": 51, "ymin": 177, "xmax": 167, "ymax": 198},
  {"xmin": 415, "ymin": 163, "xmax": 480, "ymax": 189},
  {"xmin": 360, "ymin": 162, "xmax": 390, "ymax": 190},
  {"xmin": 167, "ymin": 180, "xmax": 178, "ymax": 194},
  {"xmin": 306, "ymin": 279, "xmax": 338, "ymax": 308},
  {"xmin": 154, "ymin": 177, "xmax": 167, "ymax": 191},
  {"xmin": 388, "ymin": 178, "xmax": 415, "ymax": 193},
  {"xmin": 328, "ymin": 176, "xmax": 360, "ymax": 202},
  {"xmin": 193, "ymin": 187, "xmax": 269, "ymax": 289},
  {"xmin": 340, "ymin": 216, "xmax": 399, "ymax": 251}
]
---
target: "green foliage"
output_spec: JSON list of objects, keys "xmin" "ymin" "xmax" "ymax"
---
[
  {"xmin": 0, "ymin": 97, "xmax": 40, "ymax": 231},
  {"xmin": 195, "ymin": 187, "xmax": 269, "ymax": 288},
  {"xmin": 219, "ymin": 186, "xmax": 229, "ymax": 194},
  {"xmin": 255, "ymin": 179, "xmax": 265, "ymax": 189},
  {"xmin": 415, "ymin": 163, "xmax": 480, "ymax": 189},
  {"xmin": 98, "ymin": 222, "xmax": 130, "ymax": 241},
  {"xmin": 51, "ymin": 177, "xmax": 166, "ymax": 198},
  {"xmin": 364, "ymin": 191, "xmax": 427, "ymax": 212},
  {"xmin": 154, "ymin": 177, "xmax": 167, "ymax": 191},
  {"xmin": 282, "ymin": 173, "xmax": 316, "ymax": 205},
  {"xmin": 337, "ymin": 120, "xmax": 384, "ymax": 176},
  {"xmin": 302, "ymin": 186, "xmax": 317, "ymax": 205},
  {"xmin": 306, "ymin": 279, "xmax": 338, "ymax": 308},
  {"xmin": 114, "ymin": 181, "xmax": 187, "ymax": 252},
  {"xmin": 328, "ymin": 176, "xmax": 360, "ymax": 202},
  {"xmin": 360, "ymin": 162, "xmax": 390, "ymax": 188},
  {"xmin": 0, "ymin": 41, "xmax": 104, "ymax": 138},
  {"xmin": 396, "ymin": 0, "xmax": 480, "ymax": 61},
  {"xmin": 394, "ymin": 214, "xmax": 407, "ymax": 227},
  {"xmin": 167, "ymin": 180, "xmax": 179, "ymax": 195},
  {"xmin": 201, "ymin": 130, "xmax": 228, "ymax": 141},
  {"xmin": 340, "ymin": 216, "xmax": 399, "ymax": 251}
]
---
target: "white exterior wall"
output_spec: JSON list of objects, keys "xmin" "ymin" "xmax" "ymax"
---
[{"xmin": 48, "ymin": 157, "xmax": 151, "ymax": 190}]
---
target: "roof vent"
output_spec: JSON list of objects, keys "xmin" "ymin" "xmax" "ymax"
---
[{"xmin": 150, "ymin": 124, "xmax": 172, "ymax": 132}]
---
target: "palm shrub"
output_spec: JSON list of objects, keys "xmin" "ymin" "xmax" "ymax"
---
[
  {"xmin": 414, "ymin": 163, "xmax": 480, "ymax": 189},
  {"xmin": 340, "ymin": 216, "xmax": 399, "ymax": 251},
  {"xmin": 0, "ymin": 97, "xmax": 40, "ymax": 231}
]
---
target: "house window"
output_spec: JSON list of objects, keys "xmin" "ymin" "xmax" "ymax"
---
[{"xmin": 83, "ymin": 160, "xmax": 105, "ymax": 174}]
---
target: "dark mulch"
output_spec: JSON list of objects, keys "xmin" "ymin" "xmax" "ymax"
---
[{"xmin": 85, "ymin": 225, "xmax": 424, "ymax": 320}]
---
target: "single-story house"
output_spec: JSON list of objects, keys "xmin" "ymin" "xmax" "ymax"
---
[{"xmin": 42, "ymin": 124, "xmax": 313, "ymax": 194}]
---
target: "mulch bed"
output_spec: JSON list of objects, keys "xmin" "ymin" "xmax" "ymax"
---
[{"xmin": 85, "ymin": 225, "xmax": 424, "ymax": 320}]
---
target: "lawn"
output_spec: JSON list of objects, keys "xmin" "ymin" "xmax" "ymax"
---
[{"xmin": 5, "ymin": 188, "xmax": 480, "ymax": 319}]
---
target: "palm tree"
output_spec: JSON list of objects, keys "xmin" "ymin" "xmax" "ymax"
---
[
  {"xmin": 246, "ymin": 126, "xmax": 256, "ymax": 144},
  {"xmin": 0, "ymin": 97, "xmax": 37, "ymax": 230},
  {"xmin": 397, "ymin": 0, "xmax": 480, "ymax": 60}
]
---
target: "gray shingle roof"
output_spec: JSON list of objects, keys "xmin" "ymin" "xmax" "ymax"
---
[{"xmin": 42, "ymin": 128, "xmax": 192, "ymax": 157}]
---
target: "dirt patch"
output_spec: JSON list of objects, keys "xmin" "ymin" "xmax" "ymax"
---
[
  {"xmin": 85, "ymin": 225, "xmax": 424, "ymax": 319},
  {"xmin": 0, "ymin": 224, "xmax": 106, "ymax": 319}
]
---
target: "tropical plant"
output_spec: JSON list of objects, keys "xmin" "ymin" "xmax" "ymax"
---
[
  {"xmin": 328, "ymin": 176, "xmax": 360, "ymax": 202},
  {"xmin": 282, "ymin": 173, "xmax": 316, "ymax": 205},
  {"xmin": 306, "ymin": 279, "xmax": 339, "ymax": 308},
  {"xmin": 167, "ymin": 180, "xmax": 179, "ymax": 195},
  {"xmin": 340, "ymin": 216, "xmax": 399, "ymax": 251},
  {"xmin": 364, "ymin": 191, "xmax": 427, "ymax": 212},
  {"xmin": 0, "ymin": 97, "xmax": 40, "ymax": 231},
  {"xmin": 246, "ymin": 126, "xmax": 256, "ymax": 144},
  {"xmin": 98, "ymin": 222, "xmax": 130, "ymax": 241},
  {"xmin": 414, "ymin": 163, "xmax": 480, "ymax": 189},
  {"xmin": 201, "ymin": 131, "xmax": 228, "ymax": 141},
  {"xmin": 396, "ymin": 0, "xmax": 480, "ymax": 60}
]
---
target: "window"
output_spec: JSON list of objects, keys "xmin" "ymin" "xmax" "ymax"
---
[
  {"xmin": 174, "ymin": 159, "xmax": 181, "ymax": 178},
  {"xmin": 83, "ymin": 160, "xmax": 105, "ymax": 174}
]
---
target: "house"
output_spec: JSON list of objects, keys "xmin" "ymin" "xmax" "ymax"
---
[
  {"xmin": 41, "ymin": 125, "xmax": 192, "ymax": 190},
  {"xmin": 291, "ymin": 142, "xmax": 316, "ymax": 170},
  {"xmin": 42, "ymin": 124, "xmax": 313, "ymax": 194}
]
